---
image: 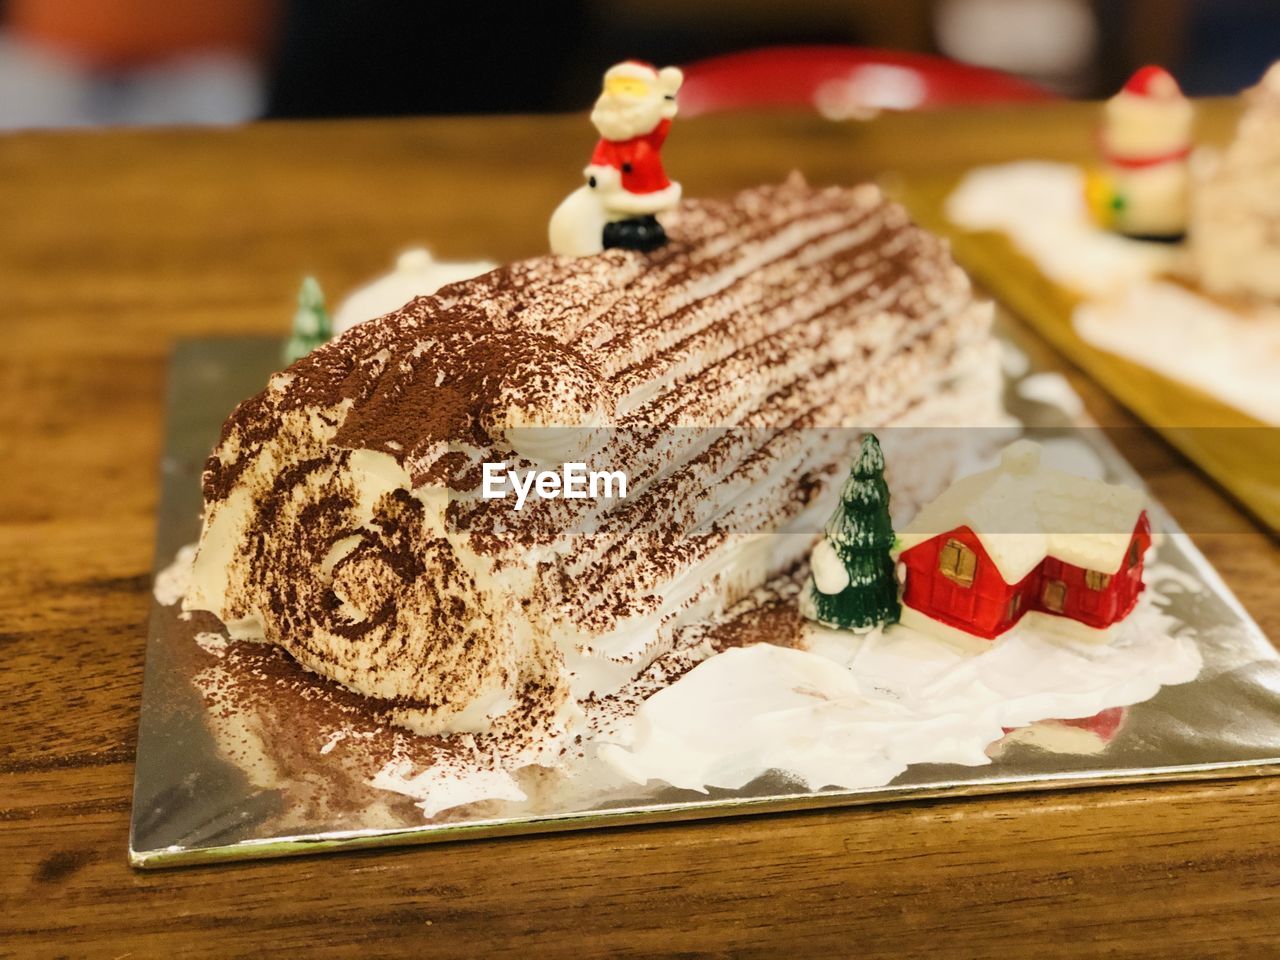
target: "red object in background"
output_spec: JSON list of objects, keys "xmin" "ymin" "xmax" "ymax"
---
[
  {"xmin": 679, "ymin": 46, "xmax": 1059, "ymax": 117},
  {"xmin": 7, "ymin": 0, "xmax": 278, "ymax": 70},
  {"xmin": 898, "ymin": 513, "xmax": 1152, "ymax": 641}
]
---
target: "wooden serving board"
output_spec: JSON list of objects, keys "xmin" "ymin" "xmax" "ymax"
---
[{"xmin": 894, "ymin": 174, "xmax": 1280, "ymax": 535}]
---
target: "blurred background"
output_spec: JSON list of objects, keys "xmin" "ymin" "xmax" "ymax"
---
[{"xmin": 0, "ymin": 0, "xmax": 1277, "ymax": 129}]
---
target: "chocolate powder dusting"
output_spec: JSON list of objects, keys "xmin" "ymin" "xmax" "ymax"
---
[{"xmin": 706, "ymin": 592, "xmax": 808, "ymax": 653}]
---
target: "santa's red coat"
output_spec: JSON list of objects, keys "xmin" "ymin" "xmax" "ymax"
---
[{"xmin": 590, "ymin": 118, "xmax": 672, "ymax": 195}]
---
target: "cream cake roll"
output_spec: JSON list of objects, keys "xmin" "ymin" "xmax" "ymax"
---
[{"xmin": 185, "ymin": 176, "xmax": 1003, "ymax": 741}]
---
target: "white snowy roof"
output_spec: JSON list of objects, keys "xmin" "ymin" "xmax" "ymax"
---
[{"xmin": 893, "ymin": 440, "xmax": 1147, "ymax": 583}]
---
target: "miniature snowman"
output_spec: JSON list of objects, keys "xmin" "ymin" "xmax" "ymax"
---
[
  {"xmin": 1087, "ymin": 65, "xmax": 1194, "ymax": 240},
  {"xmin": 549, "ymin": 60, "xmax": 684, "ymax": 257}
]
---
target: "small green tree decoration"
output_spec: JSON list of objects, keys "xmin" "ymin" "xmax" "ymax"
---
[
  {"xmin": 804, "ymin": 433, "xmax": 901, "ymax": 632},
  {"xmin": 283, "ymin": 276, "xmax": 332, "ymax": 365}
]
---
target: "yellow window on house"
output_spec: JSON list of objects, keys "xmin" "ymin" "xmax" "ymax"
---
[
  {"xmin": 1042, "ymin": 578, "xmax": 1067, "ymax": 613},
  {"xmin": 1085, "ymin": 570, "xmax": 1111, "ymax": 591},
  {"xmin": 938, "ymin": 538, "xmax": 977, "ymax": 587},
  {"xmin": 1006, "ymin": 593, "xmax": 1022, "ymax": 621}
]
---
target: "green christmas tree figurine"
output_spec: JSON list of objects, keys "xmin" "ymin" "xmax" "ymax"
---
[
  {"xmin": 283, "ymin": 276, "xmax": 332, "ymax": 365},
  {"xmin": 803, "ymin": 434, "xmax": 901, "ymax": 632}
]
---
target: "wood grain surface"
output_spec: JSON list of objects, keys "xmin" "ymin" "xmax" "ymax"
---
[{"xmin": 1, "ymin": 103, "xmax": 1277, "ymax": 959}]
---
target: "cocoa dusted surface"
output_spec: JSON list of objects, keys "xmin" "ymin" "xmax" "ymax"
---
[{"xmin": 206, "ymin": 177, "xmax": 942, "ymax": 517}]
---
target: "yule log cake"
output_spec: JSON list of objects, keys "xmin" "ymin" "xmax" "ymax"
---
[{"xmin": 184, "ymin": 176, "xmax": 1002, "ymax": 743}]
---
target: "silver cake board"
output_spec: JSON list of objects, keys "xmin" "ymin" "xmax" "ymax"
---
[{"xmin": 129, "ymin": 331, "xmax": 1280, "ymax": 869}]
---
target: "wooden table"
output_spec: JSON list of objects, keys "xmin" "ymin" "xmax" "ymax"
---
[{"xmin": 3, "ymin": 103, "xmax": 1277, "ymax": 958}]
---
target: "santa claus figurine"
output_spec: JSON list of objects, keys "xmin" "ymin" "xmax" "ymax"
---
[
  {"xmin": 1086, "ymin": 65, "xmax": 1194, "ymax": 240},
  {"xmin": 549, "ymin": 60, "xmax": 684, "ymax": 256}
]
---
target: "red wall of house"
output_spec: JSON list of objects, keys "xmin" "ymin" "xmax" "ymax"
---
[
  {"xmin": 899, "ymin": 525, "xmax": 1024, "ymax": 639},
  {"xmin": 900, "ymin": 513, "xmax": 1151, "ymax": 640}
]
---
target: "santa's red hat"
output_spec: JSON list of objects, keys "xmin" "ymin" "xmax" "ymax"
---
[
  {"xmin": 606, "ymin": 60, "xmax": 659, "ymax": 81},
  {"xmin": 1123, "ymin": 65, "xmax": 1183, "ymax": 99}
]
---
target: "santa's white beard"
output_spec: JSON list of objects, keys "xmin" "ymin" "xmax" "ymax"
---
[{"xmin": 591, "ymin": 93, "xmax": 665, "ymax": 142}]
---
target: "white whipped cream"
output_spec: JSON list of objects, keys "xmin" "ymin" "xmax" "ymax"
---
[
  {"xmin": 1075, "ymin": 280, "xmax": 1280, "ymax": 426},
  {"xmin": 153, "ymin": 543, "xmax": 197, "ymax": 606},
  {"xmin": 599, "ymin": 579, "xmax": 1201, "ymax": 793},
  {"xmin": 370, "ymin": 749, "xmax": 527, "ymax": 819}
]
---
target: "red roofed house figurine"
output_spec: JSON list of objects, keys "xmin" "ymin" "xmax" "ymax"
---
[
  {"xmin": 891, "ymin": 440, "xmax": 1152, "ymax": 648},
  {"xmin": 550, "ymin": 60, "xmax": 684, "ymax": 256},
  {"xmin": 1085, "ymin": 65, "xmax": 1194, "ymax": 241}
]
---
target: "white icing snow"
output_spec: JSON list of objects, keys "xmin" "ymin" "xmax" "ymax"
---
[
  {"xmin": 153, "ymin": 543, "xmax": 197, "ymax": 606},
  {"xmin": 599, "ymin": 584, "xmax": 1201, "ymax": 793},
  {"xmin": 370, "ymin": 752, "xmax": 528, "ymax": 819},
  {"xmin": 946, "ymin": 160, "xmax": 1280, "ymax": 426},
  {"xmin": 810, "ymin": 539, "xmax": 850, "ymax": 594},
  {"xmin": 1017, "ymin": 372, "xmax": 1085, "ymax": 420},
  {"xmin": 955, "ymin": 430, "xmax": 1107, "ymax": 485},
  {"xmin": 1074, "ymin": 281, "xmax": 1280, "ymax": 426},
  {"xmin": 946, "ymin": 161, "xmax": 1180, "ymax": 297}
]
